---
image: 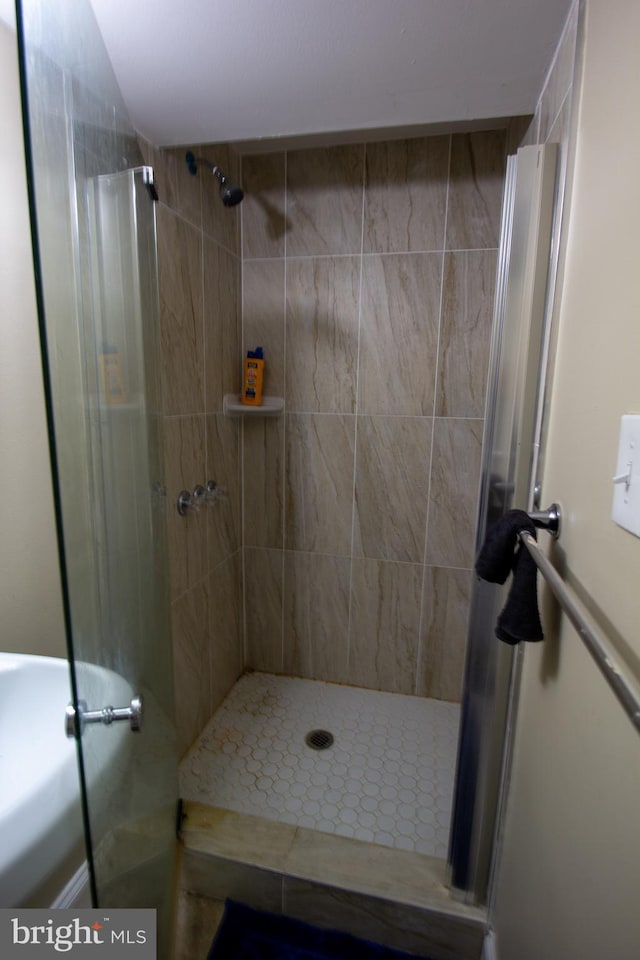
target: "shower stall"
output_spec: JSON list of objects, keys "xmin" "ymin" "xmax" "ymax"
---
[{"xmin": 13, "ymin": 0, "xmax": 571, "ymax": 954}]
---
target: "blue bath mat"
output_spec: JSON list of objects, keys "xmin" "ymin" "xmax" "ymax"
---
[{"xmin": 207, "ymin": 900, "xmax": 435, "ymax": 959}]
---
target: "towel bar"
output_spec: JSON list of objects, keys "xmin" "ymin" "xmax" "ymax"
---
[{"xmin": 519, "ymin": 530, "xmax": 640, "ymax": 733}]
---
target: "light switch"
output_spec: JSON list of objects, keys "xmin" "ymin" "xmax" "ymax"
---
[{"xmin": 612, "ymin": 414, "xmax": 640, "ymax": 537}]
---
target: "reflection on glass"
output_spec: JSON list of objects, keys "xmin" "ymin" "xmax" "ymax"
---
[{"xmin": 18, "ymin": 0, "xmax": 177, "ymax": 947}]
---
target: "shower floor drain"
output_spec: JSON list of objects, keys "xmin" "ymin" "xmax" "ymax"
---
[{"xmin": 305, "ymin": 729, "xmax": 334, "ymax": 751}]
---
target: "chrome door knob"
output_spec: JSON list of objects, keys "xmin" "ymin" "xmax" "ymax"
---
[{"xmin": 65, "ymin": 695, "xmax": 143, "ymax": 738}]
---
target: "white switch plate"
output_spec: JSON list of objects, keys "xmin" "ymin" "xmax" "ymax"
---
[{"xmin": 612, "ymin": 414, "xmax": 640, "ymax": 537}]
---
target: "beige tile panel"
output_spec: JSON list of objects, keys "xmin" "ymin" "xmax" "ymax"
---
[
  {"xmin": 204, "ymin": 237, "xmax": 241, "ymax": 413},
  {"xmin": 241, "ymin": 153, "xmax": 286, "ymax": 260},
  {"xmin": 417, "ymin": 566, "xmax": 472, "ymax": 702},
  {"xmin": 208, "ymin": 553, "xmax": 243, "ymax": 715},
  {"xmin": 169, "ymin": 144, "xmax": 202, "ymax": 230},
  {"xmin": 436, "ymin": 250, "xmax": 497, "ymax": 418},
  {"xmin": 284, "ymin": 826, "xmax": 450, "ymax": 909},
  {"xmin": 243, "ymin": 416, "xmax": 284, "ymax": 549},
  {"xmin": 285, "ymin": 414, "xmax": 355, "ymax": 555},
  {"xmin": 172, "ymin": 580, "xmax": 211, "ymax": 758},
  {"xmin": 358, "ymin": 253, "xmax": 441, "ymax": 416},
  {"xmin": 282, "ymin": 878, "xmax": 484, "ymax": 960},
  {"xmin": 353, "ymin": 415, "xmax": 432, "ymax": 563},
  {"xmin": 180, "ymin": 800, "xmax": 485, "ymax": 924},
  {"xmin": 173, "ymin": 890, "xmax": 224, "ymax": 960},
  {"xmin": 446, "ymin": 130, "xmax": 506, "ymax": 251},
  {"xmin": 538, "ymin": 3, "xmax": 578, "ymax": 145},
  {"xmin": 348, "ymin": 558, "xmax": 423, "ymax": 694},
  {"xmin": 242, "ymin": 259, "xmax": 285, "ymax": 399},
  {"xmin": 505, "ymin": 116, "xmax": 535, "ymax": 155},
  {"xmin": 201, "ymin": 143, "xmax": 241, "ymax": 256},
  {"xmin": 137, "ymin": 138, "xmax": 177, "ymax": 210},
  {"xmin": 363, "ymin": 136, "xmax": 449, "ymax": 253},
  {"xmin": 181, "ymin": 802, "xmax": 297, "ymax": 871},
  {"xmin": 157, "ymin": 207, "xmax": 204, "ymax": 416},
  {"xmin": 182, "ymin": 849, "xmax": 283, "ymax": 913},
  {"xmin": 286, "ymin": 144, "xmax": 364, "ymax": 256},
  {"xmin": 244, "ymin": 547, "xmax": 284, "ymax": 673},
  {"xmin": 164, "ymin": 415, "xmax": 207, "ymax": 601},
  {"xmin": 547, "ymin": 91, "xmax": 571, "ymax": 150},
  {"xmin": 285, "ymin": 256, "xmax": 360, "ymax": 414},
  {"xmin": 283, "ymin": 552, "xmax": 350, "ymax": 683},
  {"xmin": 426, "ymin": 418, "xmax": 483, "ymax": 569},
  {"xmin": 206, "ymin": 413, "xmax": 240, "ymax": 568}
]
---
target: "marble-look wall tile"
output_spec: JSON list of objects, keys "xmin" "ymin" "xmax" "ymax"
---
[
  {"xmin": 209, "ymin": 552, "xmax": 243, "ymax": 713},
  {"xmin": 137, "ymin": 137, "xmax": 177, "ymax": 210},
  {"xmin": 172, "ymin": 579, "xmax": 210, "ymax": 757},
  {"xmin": 348, "ymin": 558, "xmax": 422, "ymax": 694},
  {"xmin": 241, "ymin": 153, "xmax": 286, "ymax": 260},
  {"xmin": 446, "ymin": 131, "xmax": 506, "ymax": 250},
  {"xmin": 358, "ymin": 253, "xmax": 441, "ymax": 416},
  {"xmin": 201, "ymin": 143, "xmax": 241, "ymax": 256},
  {"xmin": 538, "ymin": 3, "xmax": 578, "ymax": 145},
  {"xmin": 286, "ymin": 145, "xmax": 364, "ymax": 256},
  {"xmin": 285, "ymin": 257, "xmax": 360, "ymax": 413},
  {"xmin": 242, "ymin": 259, "xmax": 285, "ymax": 399},
  {"xmin": 204, "ymin": 237, "xmax": 241, "ymax": 413},
  {"xmin": 285, "ymin": 414, "xmax": 355, "ymax": 555},
  {"xmin": 174, "ymin": 891, "xmax": 224, "ymax": 960},
  {"xmin": 182, "ymin": 850, "xmax": 283, "ymax": 914},
  {"xmin": 520, "ymin": 113, "xmax": 541, "ymax": 148},
  {"xmin": 170, "ymin": 144, "xmax": 202, "ymax": 230},
  {"xmin": 237, "ymin": 130, "xmax": 509, "ymax": 700},
  {"xmin": 426, "ymin": 419, "xmax": 483, "ymax": 569},
  {"xmin": 243, "ymin": 417, "xmax": 284, "ymax": 549},
  {"xmin": 436, "ymin": 250, "xmax": 497, "ymax": 418},
  {"xmin": 206, "ymin": 414, "xmax": 240, "ymax": 568},
  {"xmin": 505, "ymin": 116, "xmax": 535, "ymax": 156},
  {"xmin": 547, "ymin": 92, "xmax": 571, "ymax": 150},
  {"xmin": 158, "ymin": 206, "xmax": 204, "ymax": 415},
  {"xmin": 364, "ymin": 136, "xmax": 449, "ymax": 253},
  {"xmin": 164, "ymin": 415, "xmax": 207, "ymax": 601},
  {"xmin": 353, "ymin": 416, "xmax": 432, "ymax": 563},
  {"xmin": 282, "ymin": 878, "xmax": 484, "ymax": 960},
  {"xmin": 244, "ymin": 547, "xmax": 284, "ymax": 673},
  {"xmin": 417, "ymin": 566, "xmax": 472, "ymax": 701},
  {"xmin": 283, "ymin": 552, "xmax": 350, "ymax": 683}
]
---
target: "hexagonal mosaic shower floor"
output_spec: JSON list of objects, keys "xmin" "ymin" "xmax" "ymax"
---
[{"xmin": 179, "ymin": 672, "xmax": 460, "ymax": 859}]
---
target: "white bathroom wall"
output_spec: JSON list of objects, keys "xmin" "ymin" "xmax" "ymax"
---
[{"xmin": 0, "ymin": 19, "xmax": 65, "ymax": 656}]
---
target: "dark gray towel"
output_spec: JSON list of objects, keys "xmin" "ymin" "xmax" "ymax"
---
[{"xmin": 476, "ymin": 509, "xmax": 544, "ymax": 645}]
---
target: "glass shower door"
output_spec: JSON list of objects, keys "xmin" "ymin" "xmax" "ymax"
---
[
  {"xmin": 73, "ymin": 165, "xmax": 177, "ymax": 914},
  {"xmin": 17, "ymin": 0, "xmax": 178, "ymax": 942}
]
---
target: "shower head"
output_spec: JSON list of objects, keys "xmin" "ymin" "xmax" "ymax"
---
[{"xmin": 185, "ymin": 151, "xmax": 244, "ymax": 207}]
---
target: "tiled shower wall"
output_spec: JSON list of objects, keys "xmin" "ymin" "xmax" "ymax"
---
[
  {"xmin": 240, "ymin": 130, "xmax": 510, "ymax": 701},
  {"xmin": 138, "ymin": 139, "xmax": 245, "ymax": 756}
]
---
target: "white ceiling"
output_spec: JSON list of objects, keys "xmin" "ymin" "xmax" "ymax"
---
[{"xmin": 6, "ymin": 1, "xmax": 573, "ymax": 148}]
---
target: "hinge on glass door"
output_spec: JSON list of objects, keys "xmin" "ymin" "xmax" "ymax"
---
[{"xmin": 142, "ymin": 166, "xmax": 159, "ymax": 202}]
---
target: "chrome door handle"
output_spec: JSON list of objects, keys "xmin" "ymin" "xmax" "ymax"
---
[{"xmin": 65, "ymin": 695, "xmax": 143, "ymax": 738}]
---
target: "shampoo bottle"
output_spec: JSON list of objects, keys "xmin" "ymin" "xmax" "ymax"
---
[
  {"xmin": 241, "ymin": 347, "xmax": 264, "ymax": 406},
  {"xmin": 98, "ymin": 343, "xmax": 127, "ymax": 405}
]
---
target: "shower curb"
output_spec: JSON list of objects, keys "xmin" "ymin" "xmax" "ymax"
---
[{"xmin": 179, "ymin": 801, "xmax": 485, "ymax": 960}]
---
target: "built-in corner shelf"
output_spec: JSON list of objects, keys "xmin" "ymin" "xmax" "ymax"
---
[{"xmin": 223, "ymin": 394, "xmax": 284, "ymax": 418}]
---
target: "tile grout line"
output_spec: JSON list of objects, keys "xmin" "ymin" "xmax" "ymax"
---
[
  {"xmin": 198, "ymin": 172, "xmax": 216, "ymax": 710},
  {"xmin": 346, "ymin": 142, "xmax": 367, "ymax": 680},
  {"xmin": 242, "ymin": 247, "xmax": 498, "ymax": 264},
  {"xmin": 415, "ymin": 134, "xmax": 452, "ymax": 698},
  {"xmin": 239, "ymin": 156, "xmax": 248, "ymax": 668},
  {"xmin": 280, "ymin": 150, "xmax": 288, "ymax": 674}
]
